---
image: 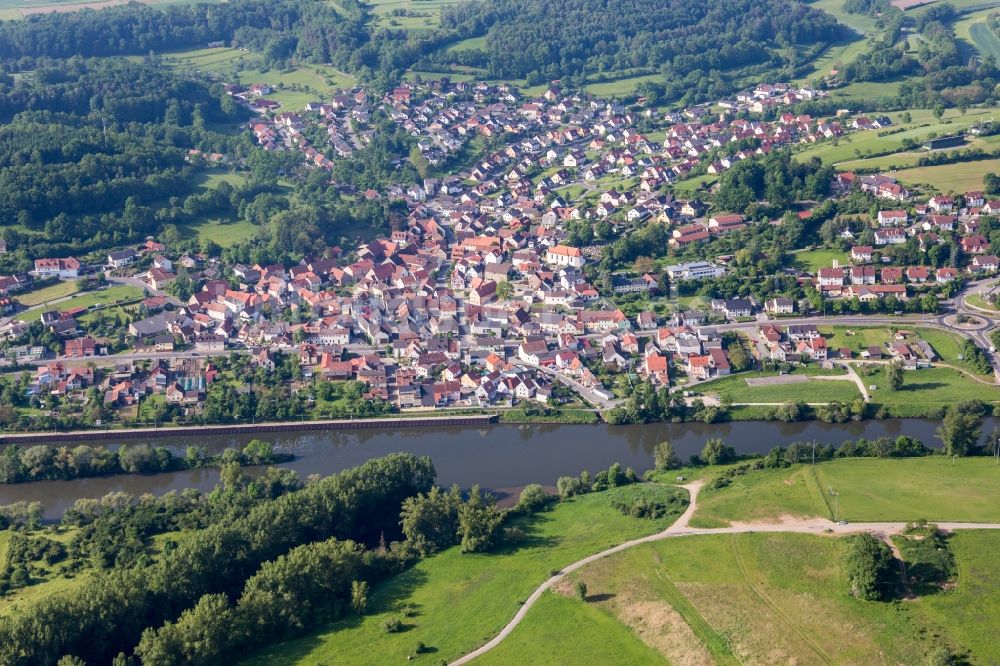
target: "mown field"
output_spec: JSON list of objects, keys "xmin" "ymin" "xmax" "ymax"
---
[
  {"xmin": 241, "ymin": 484, "xmax": 689, "ymax": 665},
  {"xmin": 693, "ymin": 367, "xmax": 860, "ymax": 405},
  {"xmin": 893, "ymin": 157, "xmax": 1000, "ymax": 193},
  {"xmin": 17, "ymin": 283, "xmax": 145, "ymax": 323}
]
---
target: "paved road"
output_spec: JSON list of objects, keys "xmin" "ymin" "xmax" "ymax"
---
[
  {"xmin": 449, "ymin": 480, "xmax": 1000, "ymax": 665},
  {"xmin": 520, "ymin": 359, "xmax": 620, "ymax": 409}
]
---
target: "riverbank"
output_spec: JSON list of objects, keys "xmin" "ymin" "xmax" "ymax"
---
[{"xmin": 0, "ymin": 414, "xmax": 499, "ymax": 444}]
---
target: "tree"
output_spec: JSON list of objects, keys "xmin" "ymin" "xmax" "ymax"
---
[
  {"xmin": 727, "ymin": 342, "xmax": 752, "ymax": 372},
  {"xmin": 351, "ymin": 580, "xmax": 369, "ymax": 615},
  {"xmin": 653, "ymin": 441, "xmax": 681, "ymax": 472},
  {"xmin": 843, "ymin": 533, "xmax": 894, "ymax": 601},
  {"xmin": 575, "ymin": 581, "xmax": 588, "ymax": 600},
  {"xmin": 399, "ymin": 485, "xmax": 462, "ymax": 555},
  {"xmin": 937, "ymin": 402, "xmax": 984, "ymax": 456},
  {"xmin": 496, "ymin": 280, "xmax": 513, "ymax": 301},
  {"xmin": 457, "ymin": 486, "xmax": 503, "ymax": 553},
  {"xmin": 701, "ymin": 438, "xmax": 735, "ymax": 465},
  {"xmin": 884, "ymin": 361, "xmax": 903, "ymax": 391}
]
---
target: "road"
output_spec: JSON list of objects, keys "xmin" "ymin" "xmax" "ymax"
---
[
  {"xmin": 449, "ymin": 480, "xmax": 1000, "ymax": 665},
  {"xmin": 519, "ymin": 358, "xmax": 620, "ymax": 409}
]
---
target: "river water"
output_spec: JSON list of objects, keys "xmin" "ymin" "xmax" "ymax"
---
[{"xmin": 1, "ymin": 418, "xmax": 991, "ymax": 519}]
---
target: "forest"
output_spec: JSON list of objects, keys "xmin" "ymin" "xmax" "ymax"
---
[{"xmin": 439, "ymin": 0, "xmax": 844, "ymax": 93}]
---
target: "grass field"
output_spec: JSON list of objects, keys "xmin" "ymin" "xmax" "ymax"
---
[
  {"xmin": 809, "ymin": 0, "xmax": 880, "ymax": 33},
  {"xmin": 14, "ymin": 280, "xmax": 79, "ymax": 307},
  {"xmin": 867, "ymin": 365, "xmax": 1000, "ymax": 409},
  {"xmin": 518, "ymin": 530, "xmax": 1000, "ymax": 664},
  {"xmin": 242, "ymin": 484, "xmax": 689, "ymax": 665},
  {"xmin": 18, "ymin": 284, "xmax": 145, "ymax": 323},
  {"xmin": 694, "ymin": 368, "xmax": 860, "ymax": 405},
  {"xmin": 158, "ymin": 46, "xmax": 357, "ymax": 107},
  {"xmin": 795, "ymin": 106, "xmax": 1000, "ymax": 165},
  {"xmin": 692, "ymin": 457, "xmax": 1000, "ymax": 527},
  {"xmin": 474, "ymin": 591, "xmax": 664, "ymax": 665},
  {"xmin": 790, "ymin": 247, "xmax": 847, "ymax": 272},
  {"xmin": 893, "ymin": 158, "xmax": 1000, "ymax": 193},
  {"xmin": 583, "ymin": 73, "xmax": 662, "ymax": 97},
  {"xmin": 180, "ymin": 218, "xmax": 258, "ymax": 247},
  {"xmin": 954, "ymin": 8, "xmax": 1000, "ymax": 59}
]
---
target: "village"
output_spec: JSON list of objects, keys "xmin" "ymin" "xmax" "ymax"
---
[{"xmin": 2, "ymin": 77, "xmax": 1000, "ymax": 427}]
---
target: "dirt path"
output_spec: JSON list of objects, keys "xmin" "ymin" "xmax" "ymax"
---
[{"xmin": 449, "ymin": 482, "xmax": 1000, "ymax": 665}]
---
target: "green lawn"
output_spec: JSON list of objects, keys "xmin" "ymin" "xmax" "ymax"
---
[
  {"xmin": 14, "ymin": 280, "xmax": 79, "ymax": 307},
  {"xmin": 867, "ymin": 366, "xmax": 1000, "ymax": 410},
  {"xmin": 241, "ymin": 484, "xmax": 689, "ymax": 665},
  {"xmin": 474, "ymin": 591, "xmax": 664, "ymax": 666},
  {"xmin": 693, "ymin": 457, "xmax": 1000, "ymax": 527},
  {"xmin": 789, "ymin": 247, "xmax": 847, "ymax": 272},
  {"xmin": 18, "ymin": 284, "xmax": 145, "ymax": 323},
  {"xmin": 814, "ymin": 457, "xmax": 1000, "ymax": 523},
  {"xmin": 693, "ymin": 368, "xmax": 860, "ymax": 405},
  {"xmin": 893, "ymin": 158, "xmax": 1000, "ymax": 193},
  {"xmin": 180, "ymin": 218, "xmax": 258, "ymax": 247}
]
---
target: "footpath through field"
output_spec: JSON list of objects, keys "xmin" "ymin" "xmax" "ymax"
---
[{"xmin": 449, "ymin": 480, "xmax": 1000, "ymax": 665}]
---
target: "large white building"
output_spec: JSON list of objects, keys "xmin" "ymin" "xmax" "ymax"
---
[
  {"xmin": 664, "ymin": 261, "xmax": 725, "ymax": 281},
  {"xmin": 544, "ymin": 244, "xmax": 585, "ymax": 268}
]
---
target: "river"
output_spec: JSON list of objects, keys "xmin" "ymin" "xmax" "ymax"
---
[{"xmin": 0, "ymin": 418, "xmax": 990, "ymax": 519}]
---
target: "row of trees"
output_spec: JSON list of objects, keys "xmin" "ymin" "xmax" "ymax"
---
[{"xmin": 0, "ymin": 440, "xmax": 286, "ymax": 484}]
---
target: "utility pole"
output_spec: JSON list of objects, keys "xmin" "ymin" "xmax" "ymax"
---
[{"xmin": 829, "ymin": 487, "xmax": 839, "ymax": 522}]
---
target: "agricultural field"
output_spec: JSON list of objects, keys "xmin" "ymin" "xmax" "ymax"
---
[
  {"xmin": 241, "ymin": 484, "xmax": 689, "ymax": 665},
  {"xmin": 0, "ymin": 0, "xmax": 213, "ymax": 20},
  {"xmin": 504, "ymin": 530, "xmax": 1000, "ymax": 664},
  {"xmin": 954, "ymin": 8, "xmax": 1000, "ymax": 60},
  {"xmin": 693, "ymin": 368, "xmax": 860, "ymax": 405}
]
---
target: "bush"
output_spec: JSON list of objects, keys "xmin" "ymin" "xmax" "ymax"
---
[
  {"xmin": 516, "ymin": 484, "xmax": 550, "ymax": 514},
  {"xmin": 383, "ymin": 617, "xmax": 403, "ymax": 633}
]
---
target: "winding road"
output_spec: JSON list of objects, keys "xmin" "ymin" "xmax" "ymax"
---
[{"xmin": 449, "ymin": 480, "xmax": 1000, "ymax": 665}]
